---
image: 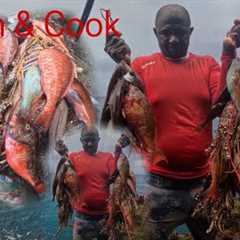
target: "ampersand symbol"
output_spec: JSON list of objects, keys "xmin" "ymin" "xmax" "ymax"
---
[{"xmin": 15, "ymin": 10, "xmax": 33, "ymax": 37}]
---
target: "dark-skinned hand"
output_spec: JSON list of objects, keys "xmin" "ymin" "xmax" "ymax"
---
[
  {"xmin": 104, "ymin": 32, "xmax": 131, "ymax": 64},
  {"xmin": 117, "ymin": 134, "xmax": 131, "ymax": 148},
  {"xmin": 55, "ymin": 139, "xmax": 68, "ymax": 156},
  {"xmin": 223, "ymin": 19, "xmax": 240, "ymax": 55}
]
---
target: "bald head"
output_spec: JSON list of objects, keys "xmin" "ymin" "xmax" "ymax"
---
[
  {"xmin": 153, "ymin": 4, "xmax": 193, "ymax": 60},
  {"xmin": 81, "ymin": 125, "xmax": 99, "ymax": 139},
  {"xmin": 80, "ymin": 125, "xmax": 100, "ymax": 155},
  {"xmin": 155, "ymin": 4, "xmax": 191, "ymax": 29}
]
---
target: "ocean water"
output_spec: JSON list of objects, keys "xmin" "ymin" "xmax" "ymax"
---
[
  {"xmin": 0, "ymin": 174, "xmax": 147, "ymax": 240},
  {"xmin": 0, "ymin": 194, "xmax": 71, "ymax": 240}
]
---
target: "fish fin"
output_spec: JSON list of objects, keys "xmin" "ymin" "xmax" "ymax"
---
[
  {"xmin": 48, "ymin": 100, "xmax": 68, "ymax": 150},
  {"xmin": 101, "ymin": 64, "xmax": 128, "ymax": 127},
  {"xmin": 65, "ymin": 80, "xmax": 95, "ymax": 127},
  {"xmin": 102, "ymin": 78, "xmax": 126, "ymax": 127},
  {"xmin": 34, "ymin": 100, "xmax": 55, "ymax": 133}
]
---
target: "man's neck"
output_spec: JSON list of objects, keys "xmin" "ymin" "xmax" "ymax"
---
[
  {"xmin": 164, "ymin": 53, "xmax": 190, "ymax": 62},
  {"xmin": 85, "ymin": 151, "xmax": 97, "ymax": 156}
]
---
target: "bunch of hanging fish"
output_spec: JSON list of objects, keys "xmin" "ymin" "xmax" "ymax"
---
[
  {"xmin": 0, "ymin": 17, "xmax": 95, "ymax": 193},
  {"xmin": 101, "ymin": 52, "xmax": 167, "ymax": 166},
  {"xmin": 107, "ymin": 152, "xmax": 139, "ymax": 240},
  {"xmin": 52, "ymin": 139, "xmax": 80, "ymax": 229},
  {"xmin": 193, "ymin": 57, "xmax": 240, "ymax": 238}
]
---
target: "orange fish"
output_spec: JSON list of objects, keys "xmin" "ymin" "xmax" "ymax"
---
[
  {"xmin": 34, "ymin": 48, "xmax": 74, "ymax": 132},
  {"xmin": 5, "ymin": 113, "xmax": 44, "ymax": 193}
]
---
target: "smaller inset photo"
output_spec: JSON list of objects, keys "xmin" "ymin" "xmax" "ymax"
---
[{"xmin": 0, "ymin": 9, "xmax": 98, "ymax": 240}]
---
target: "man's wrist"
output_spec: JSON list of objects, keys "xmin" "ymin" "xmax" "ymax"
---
[
  {"xmin": 115, "ymin": 144, "xmax": 122, "ymax": 154},
  {"xmin": 222, "ymin": 37, "xmax": 237, "ymax": 58}
]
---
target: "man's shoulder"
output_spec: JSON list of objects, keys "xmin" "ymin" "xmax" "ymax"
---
[
  {"xmin": 132, "ymin": 52, "xmax": 160, "ymax": 71},
  {"xmin": 97, "ymin": 151, "xmax": 114, "ymax": 159},
  {"xmin": 189, "ymin": 53, "xmax": 218, "ymax": 65},
  {"xmin": 68, "ymin": 151, "xmax": 84, "ymax": 159},
  {"xmin": 97, "ymin": 151, "xmax": 113, "ymax": 157}
]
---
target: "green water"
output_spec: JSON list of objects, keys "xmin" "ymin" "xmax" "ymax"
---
[
  {"xmin": 0, "ymin": 194, "xmax": 72, "ymax": 240},
  {"xmin": 0, "ymin": 175, "xmax": 146, "ymax": 240},
  {"xmin": 0, "ymin": 175, "xmax": 188, "ymax": 240}
]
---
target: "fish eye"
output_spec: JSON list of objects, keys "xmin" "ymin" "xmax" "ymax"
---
[{"xmin": 25, "ymin": 124, "xmax": 31, "ymax": 130}]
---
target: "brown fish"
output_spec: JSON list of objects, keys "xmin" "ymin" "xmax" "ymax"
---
[
  {"xmin": 227, "ymin": 58, "xmax": 240, "ymax": 111},
  {"xmin": 101, "ymin": 60, "xmax": 166, "ymax": 165},
  {"xmin": 53, "ymin": 140, "xmax": 80, "ymax": 227},
  {"xmin": 122, "ymin": 82, "xmax": 167, "ymax": 165},
  {"xmin": 65, "ymin": 80, "xmax": 96, "ymax": 127}
]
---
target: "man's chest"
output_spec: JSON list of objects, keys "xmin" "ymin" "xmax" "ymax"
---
[
  {"xmin": 75, "ymin": 159, "xmax": 108, "ymax": 180},
  {"xmin": 140, "ymin": 63, "xmax": 211, "ymax": 108}
]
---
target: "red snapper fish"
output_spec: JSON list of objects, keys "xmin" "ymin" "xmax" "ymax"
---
[
  {"xmin": 34, "ymin": 48, "xmax": 74, "ymax": 132},
  {"xmin": 5, "ymin": 113, "xmax": 44, "ymax": 193}
]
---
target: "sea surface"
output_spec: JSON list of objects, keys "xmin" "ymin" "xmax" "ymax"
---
[
  {"xmin": 0, "ymin": 174, "xmax": 147, "ymax": 240},
  {"xmin": 1, "ymin": 0, "xmax": 240, "ymax": 239}
]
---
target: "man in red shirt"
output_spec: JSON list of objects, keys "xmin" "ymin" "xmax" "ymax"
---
[
  {"xmin": 104, "ymin": 4, "xmax": 240, "ymax": 240},
  {"xmin": 68, "ymin": 126, "xmax": 116, "ymax": 240}
]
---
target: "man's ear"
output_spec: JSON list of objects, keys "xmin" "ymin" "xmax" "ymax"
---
[
  {"xmin": 190, "ymin": 27, "xmax": 194, "ymax": 35},
  {"xmin": 153, "ymin": 27, "xmax": 157, "ymax": 37}
]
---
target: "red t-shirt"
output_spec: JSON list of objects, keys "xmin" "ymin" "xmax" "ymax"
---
[
  {"xmin": 131, "ymin": 52, "xmax": 233, "ymax": 179},
  {"xmin": 68, "ymin": 151, "xmax": 116, "ymax": 215}
]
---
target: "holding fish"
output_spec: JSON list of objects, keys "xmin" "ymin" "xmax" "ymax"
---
[
  {"xmin": 102, "ymin": 5, "xmax": 240, "ymax": 239},
  {"xmin": 101, "ymin": 40, "xmax": 167, "ymax": 167},
  {"xmin": 53, "ymin": 127, "xmax": 116, "ymax": 240}
]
